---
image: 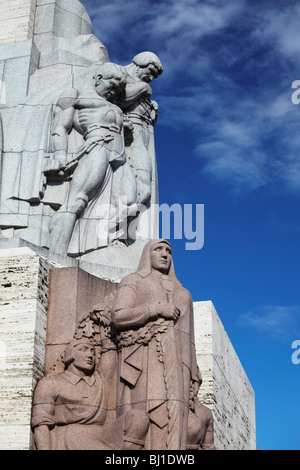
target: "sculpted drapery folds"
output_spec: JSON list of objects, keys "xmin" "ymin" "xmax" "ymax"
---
[{"xmin": 111, "ymin": 239, "xmax": 208, "ymax": 450}]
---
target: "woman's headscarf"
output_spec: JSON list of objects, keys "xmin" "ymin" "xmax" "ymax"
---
[{"xmin": 135, "ymin": 239, "xmax": 181, "ymax": 285}]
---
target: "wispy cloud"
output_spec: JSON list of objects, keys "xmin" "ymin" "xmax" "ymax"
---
[
  {"xmin": 84, "ymin": 0, "xmax": 300, "ymax": 196},
  {"xmin": 154, "ymin": 1, "xmax": 300, "ymax": 196},
  {"xmin": 252, "ymin": 3, "xmax": 300, "ymax": 59},
  {"xmin": 86, "ymin": 0, "xmax": 245, "ymax": 70},
  {"xmin": 239, "ymin": 305, "xmax": 300, "ymax": 339}
]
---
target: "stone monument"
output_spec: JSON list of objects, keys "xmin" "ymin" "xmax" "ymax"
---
[
  {"xmin": 31, "ymin": 239, "xmax": 215, "ymax": 450},
  {"xmin": 0, "ymin": 0, "xmax": 256, "ymax": 451},
  {"xmin": 0, "ymin": 0, "xmax": 161, "ymax": 280}
]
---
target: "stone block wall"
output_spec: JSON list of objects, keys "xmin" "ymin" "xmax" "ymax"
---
[
  {"xmin": 0, "ymin": 247, "xmax": 51, "ymax": 450},
  {"xmin": 0, "ymin": 0, "xmax": 37, "ymax": 45},
  {"xmin": 0, "ymin": 0, "xmax": 94, "ymax": 46},
  {"xmin": 194, "ymin": 301, "xmax": 256, "ymax": 450}
]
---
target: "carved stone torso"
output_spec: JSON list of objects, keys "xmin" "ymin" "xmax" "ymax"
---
[
  {"xmin": 72, "ymin": 95, "xmax": 123, "ymax": 137},
  {"xmin": 71, "ymin": 95, "xmax": 125, "ymax": 161}
]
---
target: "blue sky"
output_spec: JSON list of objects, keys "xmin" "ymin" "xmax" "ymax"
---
[{"xmin": 82, "ymin": 0, "xmax": 300, "ymax": 450}]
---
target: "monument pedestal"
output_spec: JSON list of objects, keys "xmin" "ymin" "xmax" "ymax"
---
[
  {"xmin": 194, "ymin": 302, "xmax": 256, "ymax": 450},
  {"xmin": 0, "ymin": 248, "xmax": 51, "ymax": 450},
  {"xmin": 0, "ymin": 248, "xmax": 256, "ymax": 450}
]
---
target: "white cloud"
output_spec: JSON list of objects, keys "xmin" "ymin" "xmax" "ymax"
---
[
  {"xmin": 265, "ymin": 94, "xmax": 294, "ymax": 119},
  {"xmin": 282, "ymin": 160, "xmax": 300, "ymax": 192},
  {"xmin": 159, "ymin": 78, "xmax": 300, "ymax": 194},
  {"xmin": 144, "ymin": 0, "xmax": 245, "ymax": 38},
  {"xmin": 86, "ymin": 0, "xmax": 245, "ymax": 70},
  {"xmin": 199, "ymin": 145, "xmax": 268, "ymax": 192},
  {"xmin": 84, "ymin": 0, "xmax": 300, "ymax": 196},
  {"xmin": 239, "ymin": 305, "xmax": 300, "ymax": 339},
  {"xmin": 252, "ymin": 4, "xmax": 300, "ymax": 59}
]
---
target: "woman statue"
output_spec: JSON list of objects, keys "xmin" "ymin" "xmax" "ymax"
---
[{"xmin": 112, "ymin": 239, "xmax": 204, "ymax": 450}]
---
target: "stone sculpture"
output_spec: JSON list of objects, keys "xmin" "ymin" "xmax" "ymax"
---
[
  {"xmin": 112, "ymin": 239, "xmax": 210, "ymax": 450},
  {"xmin": 187, "ymin": 373, "xmax": 215, "ymax": 450},
  {"xmin": 0, "ymin": 1, "xmax": 111, "ymax": 254},
  {"xmin": 46, "ymin": 62, "xmax": 138, "ymax": 255},
  {"xmin": 32, "ymin": 338, "xmax": 112, "ymax": 450},
  {"xmin": 32, "ymin": 336, "xmax": 150, "ymax": 450},
  {"xmin": 0, "ymin": 1, "xmax": 162, "ymax": 272},
  {"xmin": 32, "ymin": 239, "xmax": 215, "ymax": 450},
  {"xmin": 120, "ymin": 52, "xmax": 163, "ymax": 209}
]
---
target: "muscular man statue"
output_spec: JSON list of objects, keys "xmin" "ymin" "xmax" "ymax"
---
[
  {"xmin": 46, "ymin": 62, "xmax": 137, "ymax": 255},
  {"xmin": 121, "ymin": 52, "xmax": 163, "ymax": 208}
]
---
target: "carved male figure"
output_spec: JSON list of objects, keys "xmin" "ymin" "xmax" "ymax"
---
[
  {"xmin": 32, "ymin": 337, "xmax": 150, "ymax": 450},
  {"xmin": 31, "ymin": 338, "xmax": 114, "ymax": 450},
  {"xmin": 111, "ymin": 239, "xmax": 203, "ymax": 450},
  {"xmin": 188, "ymin": 398, "xmax": 215, "ymax": 450},
  {"xmin": 46, "ymin": 62, "xmax": 137, "ymax": 255},
  {"xmin": 121, "ymin": 52, "xmax": 163, "ymax": 208},
  {"xmin": 187, "ymin": 372, "xmax": 215, "ymax": 450}
]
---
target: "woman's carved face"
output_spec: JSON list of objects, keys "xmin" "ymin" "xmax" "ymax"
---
[{"xmin": 150, "ymin": 242, "xmax": 172, "ymax": 274}]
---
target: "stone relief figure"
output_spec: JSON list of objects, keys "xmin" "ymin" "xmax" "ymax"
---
[
  {"xmin": 45, "ymin": 62, "xmax": 138, "ymax": 256},
  {"xmin": 187, "ymin": 371, "xmax": 215, "ymax": 450},
  {"xmin": 32, "ymin": 336, "xmax": 150, "ymax": 450},
  {"xmin": 0, "ymin": 4, "xmax": 111, "ymax": 250},
  {"xmin": 189, "ymin": 399, "xmax": 215, "ymax": 450},
  {"xmin": 0, "ymin": 52, "xmax": 162, "ymax": 262},
  {"xmin": 32, "ymin": 240, "xmax": 214, "ymax": 450},
  {"xmin": 31, "ymin": 338, "xmax": 116, "ymax": 450},
  {"xmin": 0, "ymin": 0, "xmax": 163, "ymax": 270},
  {"xmin": 111, "ymin": 239, "xmax": 206, "ymax": 450},
  {"xmin": 120, "ymin": 52, "xmax": 163, "ymax": 209}
]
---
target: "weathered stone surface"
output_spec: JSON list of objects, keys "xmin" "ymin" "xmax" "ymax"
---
[
  {"xmin": 0, "ymin": 1, "xmax": 161, "ymax": 276},
  {"xmin": 0, "ymin": 247, "xmax": 52, "ymax": 450},
  {"xmin": 0, "ymin": 40, "xmax": 39, "ymax": 107},
  {"xmin": 0, "ymin": 236, "xmax": 141, "ymax": 282},
  {"xmin": 34, "ymin": 0, "xmax": 92, "ymax": 40},
  {"xmin": 0, "ymin": 247, "xmax": 256, "ymax": 450},
  {"xmin": 45, "ymin": 265, "xmax": 118, "ymax": 376},
  {"xmin": 32, "ymin": 240, "xmax": 215, "ymax": 451},
  {"xmin": 0, "ymin": 0, "xmax": 37, "ymax": 45},
  {"xmin": 194, "ymin": 301, "xmax": 256, "ymax": 450}
]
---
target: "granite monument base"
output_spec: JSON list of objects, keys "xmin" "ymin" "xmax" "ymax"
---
[{"xmin": 0, "ymin": 247, "xmax": 256, "ymax": 450}]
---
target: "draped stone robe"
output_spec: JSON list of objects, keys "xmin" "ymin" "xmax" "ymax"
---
[{"xmin": 112, "ymin": 239, "xmax": 200, "ymax": 450}]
